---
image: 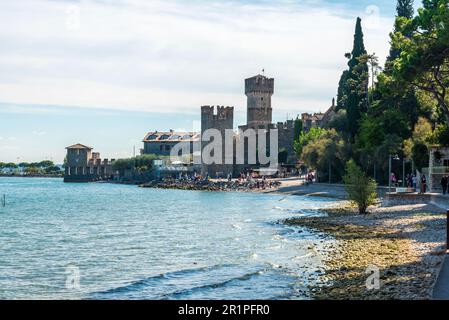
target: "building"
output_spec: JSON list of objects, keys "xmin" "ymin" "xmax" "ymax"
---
[
  {"xmin": 426, "ymin": 146, "xmax": 449, "ymax": 192},
  {"xmin": 142, "ymin": 130, "xmax": 200, "ymax": 157},
  {"xmin": 200, "ymin": 74, "xmax": 297, "ymax": 178},
  {"xmin": 201, "ymin": 105, "xmax": 235, "ymax": 178},
  {"xmin": 301, "ymin": 98, "xmax": 336, "ymax": 132},
  {"xmin": 64, "ymin": 144, "xmax": 115, "ymax": 182}
]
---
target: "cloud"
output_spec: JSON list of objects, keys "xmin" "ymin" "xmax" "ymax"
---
[
  {"xmin": 0, "ymin": 0, "xmax": 394, "ymax": 116},
  {"xmin": 32, "ymin": 131, "xmax": 47, "ymax": 136}
]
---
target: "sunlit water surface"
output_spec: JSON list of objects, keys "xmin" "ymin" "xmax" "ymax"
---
[{"xmin": 0, "ymin": 177, "xmax": 337, "ymax": 299}]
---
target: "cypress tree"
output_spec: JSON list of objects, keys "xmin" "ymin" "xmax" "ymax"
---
[
  {"xmin": 348, "ymin": 18, "xmax": 367, "ymax": 71},
  {"xmin": 294, "ymin": 116, "xmax": 303, "ymax": 141},
  {"xmin": 346, "ymin": 17, "xmax": 368, "ymax": 141},
  {"xmin": 336, "ymin": 70, "xmax": 350, "ymax": 110}
]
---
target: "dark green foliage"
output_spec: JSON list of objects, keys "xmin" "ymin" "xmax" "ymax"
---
[
  {"xmin": 412, "ymin": 143, "xmax": 429, "ymax": 170},
  {"xmin": 343, "ymin": 160, "xmax": 378, "ymax": 214},
  {"xmin": 387, "ymin": 0, "xmax": 415, "ymax": 65},
  {"xmin": 112, "ymin": 154, "xmax": 162, "ymax": 174},
  {"xmin": 434, "ymin": 124, "xmax": 449, "ymax": 146},
  {"xmin": 397, "ymin": 0, "xmax": 414, "ymax": 18},
  {"xmin": 278, "ymin": 148, "xmax": 288, "ymax": 164},
  {"xmin": 294, "ymin": 116, "xmax": 303, "ymax": 141},
  {"xmin": 345, "ymin": 18, "xmax": 369, "ymax": 141},
  {"xmin": 336, "ymin": 70, "xmax": 350, "ymax": 110}
]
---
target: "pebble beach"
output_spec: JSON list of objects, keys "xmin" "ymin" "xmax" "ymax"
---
[{"xmin": 285, "ymin": 202, "xmax": 447, "ymax": 300}]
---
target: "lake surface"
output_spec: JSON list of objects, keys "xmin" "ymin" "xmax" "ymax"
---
[{"xmin": 0, "ymin": 177, "xmax": 337, "ymax": 300}]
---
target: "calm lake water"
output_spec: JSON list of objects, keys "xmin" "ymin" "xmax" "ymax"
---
[{"xmin": 0, "ymin": 177, "xmax": 337, "ymax": 300}]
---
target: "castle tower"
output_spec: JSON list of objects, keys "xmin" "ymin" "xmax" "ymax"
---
[
  {"xmin": 201, "ymin": 106, "xmax": 234, "ymax": 178},
  {"xmin": 245, "ymin": 75, "xmax": 274, "ymax": 128}
]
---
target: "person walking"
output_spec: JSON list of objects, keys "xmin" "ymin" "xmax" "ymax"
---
[
  {"xmin": 421, "ymin": 174, "xmax": 427, "ymax": 194},
  {"xmin": 412, "ymin": 174, "xmax": 417, "ymax": 191},
  {"xmin": 442, "ymin": 175, "xmax": 448, "ymax": 195},
  {"xmin": 390, "ymin": 173, "xmax": 397, "ymax": 187}
]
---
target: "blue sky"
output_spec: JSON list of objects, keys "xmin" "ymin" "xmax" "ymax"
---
[{"xmin": 0, "ymin": 0, "xmax": 420, "ymax": 162}]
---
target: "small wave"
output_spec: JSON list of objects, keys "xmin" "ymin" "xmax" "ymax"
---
[
  {"xmin": 162, "ymin": 270, "xmax": 264, "ymax": 299},
  {"xmin": 273, "ymin": 206, "xmax": 288, "ymax": 211},
  {"xmin": 92, "ymin": 264, "xmax": 232, "ymax": 295},
  {"xmin": 291, "ymin": 253, "xmax": 313, "ymax": 261}
]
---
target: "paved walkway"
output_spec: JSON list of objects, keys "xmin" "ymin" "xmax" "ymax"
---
[{"xmin": 433, "ymin": 254, "xmax": 449, "ymax": 300}]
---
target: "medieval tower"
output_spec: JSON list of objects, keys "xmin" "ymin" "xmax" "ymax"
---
[
  {"xmin": 201, "ymin": 106, "xmax": 234, "ymax": 178},
  {"xmin": 245, "ymin": 75, "xmax": 274, "ymax": 128}
]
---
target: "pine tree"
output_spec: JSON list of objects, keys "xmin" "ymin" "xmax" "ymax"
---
[
  {"xmin": 387, "ymin": 0, "xmax": 414, "ymax": 66},
  {"xmin": 396, "ymin": 0, "xmax": 414, "ymax": 20},
  {"xmin": 346, "ymin": 17, "xmax": 368, "ymax": 141}
]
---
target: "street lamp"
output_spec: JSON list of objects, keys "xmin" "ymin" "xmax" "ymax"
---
[{"xmin": 389, "ymin": 154, "xmax": 400, "ymax": 193}]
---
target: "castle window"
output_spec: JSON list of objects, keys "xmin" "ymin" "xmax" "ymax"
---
[
  {"xmin": 160, "ymin": 145, "xmax": 164, "ymax": 151},
  {"xmin": 165, "ymin": 145, "xmax": 171, "ymax": 151},
  {"xmin": 261, "ymin": 97, "xmax": 263, "ymax": 101}
]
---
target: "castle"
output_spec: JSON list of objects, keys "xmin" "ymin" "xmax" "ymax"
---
[
  {"xmin": 64, "ymin": 74, "xmax": 337, "ymax": 182},
  {"xmin": 200, "ymin": 74, "xmax": 296, "ymax": 178}
]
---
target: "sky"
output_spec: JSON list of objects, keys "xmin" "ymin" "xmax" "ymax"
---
[{"xmin": 0, "ymin": 0, "xmax": 421, "ymax": 163}]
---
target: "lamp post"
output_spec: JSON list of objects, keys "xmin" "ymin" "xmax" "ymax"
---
[
  {"xmin": 402, "ymin": 158, "xmax": 406, "ymax": 188},
  {"xmin": 388, "ymin": 154, "xmax": 400, "ymax": 192}
]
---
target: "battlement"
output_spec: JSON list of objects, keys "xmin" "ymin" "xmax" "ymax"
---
[
  {"xmin": 274, "ymin": 120, "xmax": 294, "ymax": 131},
  {"xmin": 201, "ymin": 105, "xmax": 234, "ymax": 121},
  {"xmin": 245, "ymin": 75, "xmax": 274, "ymax": 95}
]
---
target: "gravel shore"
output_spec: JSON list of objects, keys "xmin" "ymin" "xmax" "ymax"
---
[{"xmin": 285, "ymin": 202, "xmax": 447, "ymax": 300}]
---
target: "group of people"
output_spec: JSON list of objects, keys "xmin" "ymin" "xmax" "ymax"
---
[{"xmin": 391, "ymin": 172, "xmax": 427, "ymax": 194}]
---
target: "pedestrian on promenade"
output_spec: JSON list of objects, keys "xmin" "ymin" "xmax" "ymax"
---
[
  {"xmin": 442, "ymin": 175, "xmax": 448, "ymax": 195},
  {"xmin": 412, "ymin": 175, "xmax": 417, "ymax": 191},
  {"xmin": 420, "ymin": 174, "xmax": 427, "ymax": 194}
]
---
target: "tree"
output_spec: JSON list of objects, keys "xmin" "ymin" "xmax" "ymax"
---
[
  {"xmin": 25, "ymin": 166, "xmax": 41, "ymax": 175},
  {"xmin": 392, "ymin": 0, "xmax": 449, "ymax": 123},
  {"xmin": 397, "ymin": 0, "xmax": 415, "ymax": 19},
  {"xmin": 44, "ymin": 165, "xmax": 62, "ymax": 174},
  {"xmin": 336, "ymin": 70, "xmax": 350, "ymax": 110},
  {"xmin": 294, "ymin": 116, "xmax": 303, "ymax": 142},
  {"xmin": 343, "ymin": 160, "xmax": 378, "ymax": 214},
  {"xmin": 38, "ymin": 160, "xmax": 54, "ymax": 168},
  {"xmin": 278, "ymin": 148, "xmax": 288, "ymax": 164},
  {"xmin": 346, "ymin": 18, "xmax": 369, "ymax": 141},
  {"xmin": 387, "ymin": 0, "xmax": 415, "ymax": 66},
  {"xmin": 293, "ymin": 127, "xmax": 325, "ymax": 159},
  {"xmin": 301, "ymin": 129, "xmax": 349, "ymax": 182},
  {"xmin": 412, "ymin": 143, "xmax": 430, "ymax": 170},
  {"xmin": 112, "ymin": 154, "xmax": 162, "ymax": 176}
]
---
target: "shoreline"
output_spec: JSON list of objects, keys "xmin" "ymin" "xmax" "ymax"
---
[
  {"xmin": 284, "ymin": 202, "xmax": 447, "ymax": 300},
  {"xmin": 0, "ymin": 174, "xmax": 63, "ymax": 179}
]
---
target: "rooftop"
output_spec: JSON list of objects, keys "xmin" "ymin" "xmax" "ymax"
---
[
  {"xmin": 143, "ymin": 131, "xmax": 200, "ymax": 143},
  {"xmin": 66, "ymin": 143, "xmax": 93, "ymax": 150}
]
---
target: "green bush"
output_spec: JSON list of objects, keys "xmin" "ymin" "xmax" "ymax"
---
[{"xmin": 343, "ymin": 160, "xmax": 378, "ymax": 214}]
